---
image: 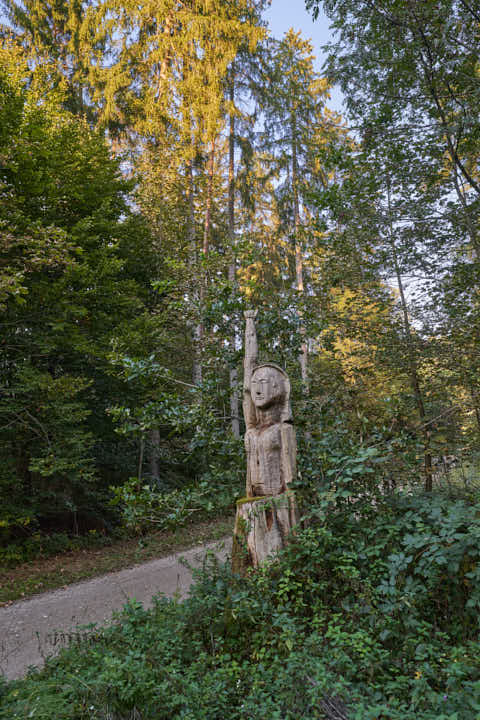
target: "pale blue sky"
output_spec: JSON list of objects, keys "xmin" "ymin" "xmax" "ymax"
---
[{"xmin": 263, "ymin": 0, "xmax": 344, "ymax": 113}]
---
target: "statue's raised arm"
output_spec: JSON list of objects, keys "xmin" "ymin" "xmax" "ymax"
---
[{"xmin": 243, "ymin": 310, "xmax": 258, "ymax": 430}]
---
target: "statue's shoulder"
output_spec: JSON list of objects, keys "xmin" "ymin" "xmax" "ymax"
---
[{"xmin": 281, "ymin": 422, "xmax": 296, "ymax": 438}]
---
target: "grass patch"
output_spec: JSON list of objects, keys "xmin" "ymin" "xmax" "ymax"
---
[{"xmin": 0, "ymin": 515, "xmax": 234, "ymax": 606}]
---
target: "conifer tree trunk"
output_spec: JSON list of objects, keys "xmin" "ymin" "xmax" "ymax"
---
[
  {"xmin": 203, "ymin": 138, "xmax": 216, "ymax": 256},
  {"xmin": 472, "ymin": 392, "xmax": 480, "ymax": 435},
  {"xmin": 194, "ymin": 137, "xmax": 216, "ymax": 386},
  {"xmin": 160, "ymin": 12, "xmax": 174, "ymax": 82},
  {"xmin": 228, "ymin": 77, "xmax": 240, "ymax": 438},
  {"xmin": 291, "ymin": 111, "xmax": 308, "ymax": 387},
  {"xmin": 188, "ymin": 145, "xmax": 202, "ymax": 386}
]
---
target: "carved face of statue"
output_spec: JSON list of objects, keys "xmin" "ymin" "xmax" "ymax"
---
[{"xmin": 251, "ymin": 367, "xmax": 285, "ymax": 410}]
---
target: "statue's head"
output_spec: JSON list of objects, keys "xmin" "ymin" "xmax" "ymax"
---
[{"xmin": 251, "ymin": 363, "xmax": 292, "ymax": 422}]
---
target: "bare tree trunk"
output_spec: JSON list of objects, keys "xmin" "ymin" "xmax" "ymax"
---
[
  {"xmin": 468, "ymin": 383, "xmax": 480, "ymax": 435},
  {"xmin": 452, "ymin": 167, "xmax": 480, "ymax": 261},
  {"xmin": 150, "ymin": 429, "xmax": 161, "ymax": 486},
  {"xmin": 187, "ymin": 151, "xmax": 202, "ymax": 386},
  {"xmin": 138, "ymin": 433, "xmax": 145, "ymax": 483},
  {"xmin": 160, "ymin": 13, "xmax": 174, "ymax": 82},
  {"xmin": 291, "ymin": 112, "xmax": 308, "ymax": 387},
  {"xmin": 192, "ymin": 324, "xmax": 203, "ymax": 385},
  {"xmin": 474, "ymin": 399, "xmax": 480, "ymax": 435},
  {"xmin": 387, "ymin": 180, "xmax": 433, "ymax": 491},
  {"xmin": 460, "ymin": 362, "xmax": 480, "ymax": 437},
  {"xmin": 192, "ymin": 137, "xmax": 216, "ymax": 386},
  {"xmin": 203, "ymin": 137, "xmax": 216, "ymax": 256},
  {"xmin": 228, "ymin": 75, "xmax": 240, "ymax": 438}
]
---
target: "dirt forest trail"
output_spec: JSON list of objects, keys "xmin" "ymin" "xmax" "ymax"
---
[{"xmin": 0, "ymin": 537, "xmax": 231, "ymax": 682}]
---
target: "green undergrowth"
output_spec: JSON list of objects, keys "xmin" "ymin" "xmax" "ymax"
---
[
  {"xmin": 0, "ymin": 527, "xmax": 117, "ymax": 569},
  {"xmin": 1, "ymin": 472, "xmax": 238, "ymax": 569},
  {"xmin": 2, "ymin": 486, "xmax": 480, "ymax": 719}
]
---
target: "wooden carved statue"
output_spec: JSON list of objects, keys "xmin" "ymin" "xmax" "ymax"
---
[
  {"xmin": 243, "ymin": 310, "xmax": 296, "ymax": 497},
  {"xmin": 232, "ymin": 310, "xmax": 299, "ymax": 571}
]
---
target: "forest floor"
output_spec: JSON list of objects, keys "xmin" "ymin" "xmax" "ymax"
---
[
  {"xmin": 0, "ymin": 533, "xmax": 232, "ymax": 681},
  {"xmin": 0, "ymin": 515, "xmax": 234, "ymax": 606}
]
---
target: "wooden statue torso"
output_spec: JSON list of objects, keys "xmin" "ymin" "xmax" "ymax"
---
[{"xmin": 245, "ymin": 422, "xmax": 295, "ymax": 497}]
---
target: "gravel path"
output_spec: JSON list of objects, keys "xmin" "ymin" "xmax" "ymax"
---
[{"xmin": 0, "ymin": 537, "xmax": 231, "ymax": 682}]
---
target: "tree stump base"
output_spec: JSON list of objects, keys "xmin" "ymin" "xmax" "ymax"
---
[{"xmin": 232, "ymin": 490, "xmax": 299, "ymax": 574}]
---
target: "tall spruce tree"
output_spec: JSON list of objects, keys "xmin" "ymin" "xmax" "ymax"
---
[
  {"xmin": 257, "ymin": 30, "xmax": 331, "ymax": 385},
  {"xmin": 91, "ymin": 0, "xmax": 265, "ymax": 385},
  {"xmin": 0, "ymin": 0, "xmax": 100, "ymax": 117}
]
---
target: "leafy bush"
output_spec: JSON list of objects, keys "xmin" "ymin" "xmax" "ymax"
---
[
  {"xmin": 110, "ymin": 477, "xmax": 237, "ymax": 534},
  {"xmin": 108, "ymin": 364, "xmax": 245, "ymax": 534},
  {"xmin": 2, "ymin": 482, "xmax": 480, "ymax": 719}
]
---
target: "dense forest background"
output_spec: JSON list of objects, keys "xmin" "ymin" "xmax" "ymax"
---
[
  {"xmin": 0, "ymin": 0, "xmax": 479, "ymax": 562},
  {"xmin": 2, "ymin": 2, "xmax": 480, "ymax": 718}
]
